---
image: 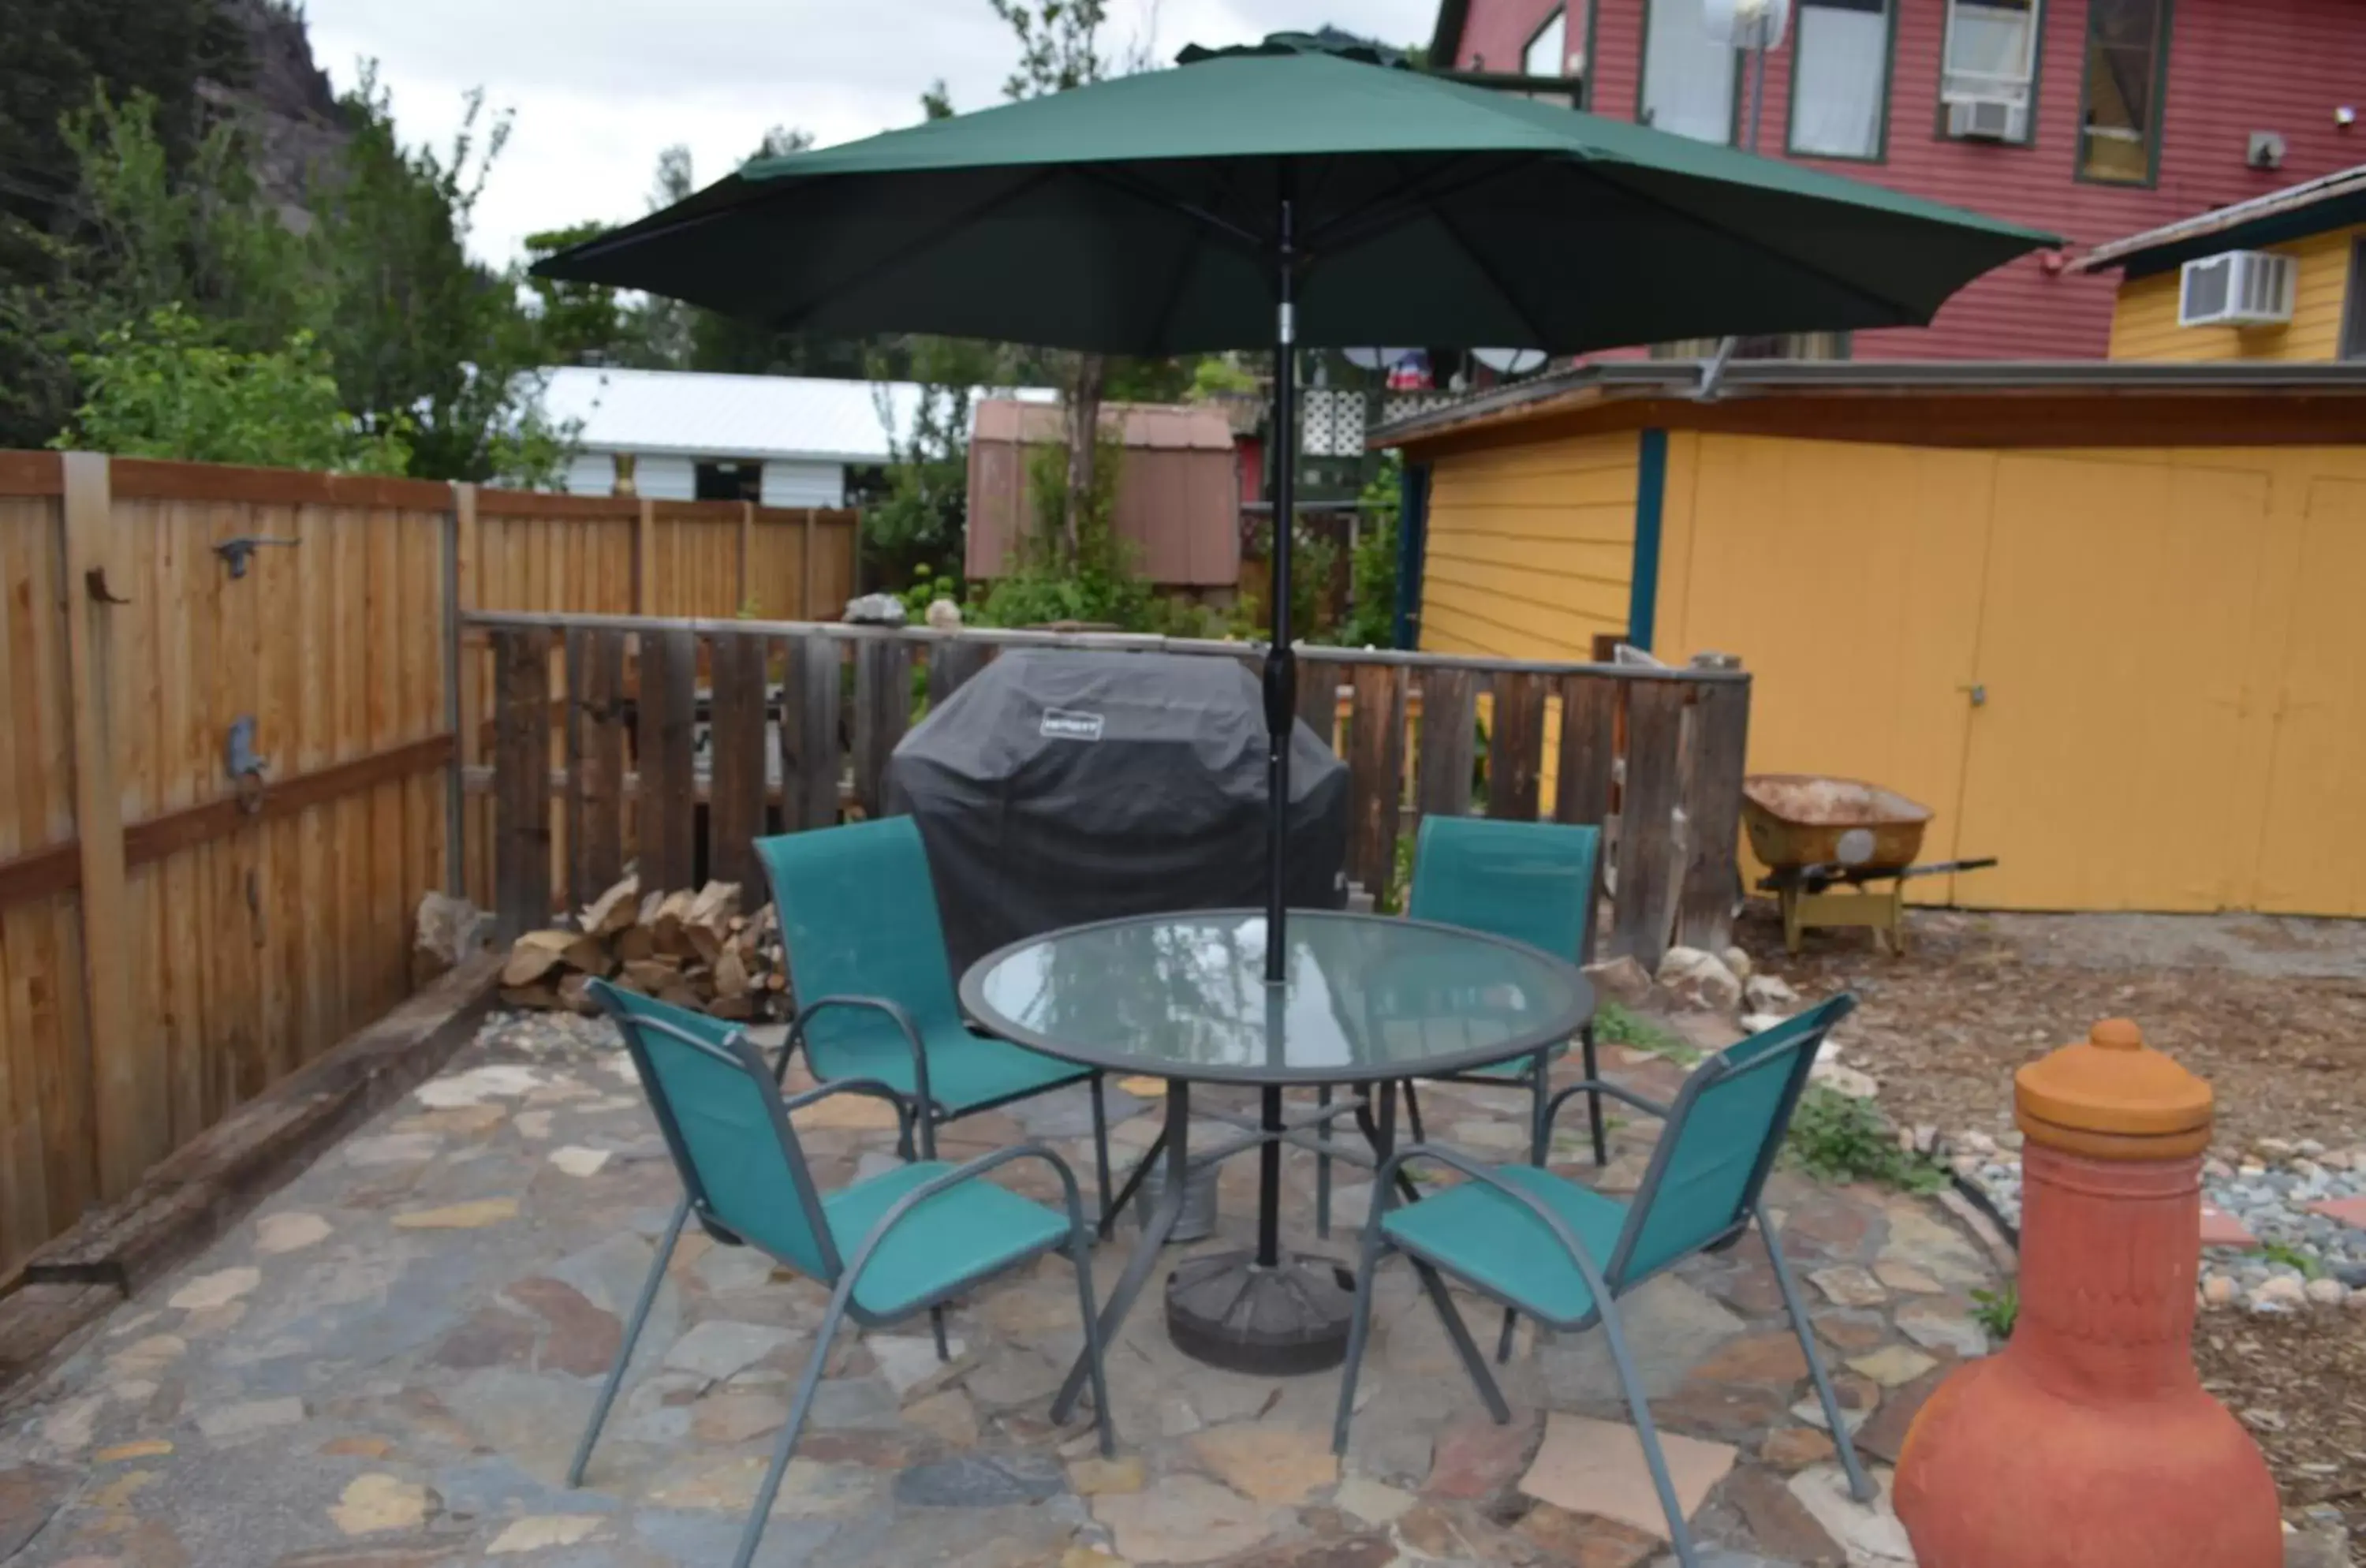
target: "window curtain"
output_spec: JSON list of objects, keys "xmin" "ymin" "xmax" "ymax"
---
[
  {"xmin": 1642, "ymin": 0, "xmax": 1737, "ymax": 143},
  {"xmin": 1793, "ymin": 2, "xmax": 1887, "ymax": 157}
]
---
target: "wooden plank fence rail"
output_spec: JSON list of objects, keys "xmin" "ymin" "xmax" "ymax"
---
[
  {"xmin": 464, "ymin": 610, "xmax": 1751, "ymax": 984},
  {"xmin": 0, "ymin": 450, "xmax": 857, "ymax": 1282}
]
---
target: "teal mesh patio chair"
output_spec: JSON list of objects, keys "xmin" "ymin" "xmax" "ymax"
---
[
  {"xmin": 1400, "ymin": 814, "xmax": 1604, "ymax": 1163},
  {"xmin": 1332, "ymin": 995, "xmax": 1873, "ymax": 1568},
  {"xmin": 568, "ymin": 983, "xmax": 1111, "ymax": 1568},
  {"xmin": 756, "ymin": 817, "xmax": 1114, "ymax": 1229}
]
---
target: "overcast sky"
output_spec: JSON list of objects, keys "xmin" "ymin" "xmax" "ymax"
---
[{"xmin": 299, "ymin": 0, "xmax": 1439, "ymax": 267}]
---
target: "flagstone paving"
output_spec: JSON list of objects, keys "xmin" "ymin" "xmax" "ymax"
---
[{"xmin": 0, "ymin": 1010, "xmax": 2004, "ymax": 1566}]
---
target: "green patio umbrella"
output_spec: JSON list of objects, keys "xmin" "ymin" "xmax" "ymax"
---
[{"xmin": 536, "ymin": 34, "xmax": 2054, "ymax": 984}]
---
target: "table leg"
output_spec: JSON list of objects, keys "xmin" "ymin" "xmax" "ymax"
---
[
  {"xmin": 1256, "ymin": 1085, "xmax": 1283, "ymax": 1268},
  {"xmin": 1097, "ymin": 1122, "xmax": 1170, "ymax": 1243},
  {"xmin": 1054, "ymin": 1081, "xmax": 1191, "ymax": 1424}
]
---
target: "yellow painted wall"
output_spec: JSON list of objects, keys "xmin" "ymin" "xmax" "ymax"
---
[
  {"xmin": 1650, "ymin": 434, "xmax": 2366, "ymax": 916},
  {"xmin": 2107, "ymin": 224, "xmax": 2361, "ymax": 362},
  {"xmin": 1418, "ymin": 431, "xmax": 1639, "ymax": 659}
]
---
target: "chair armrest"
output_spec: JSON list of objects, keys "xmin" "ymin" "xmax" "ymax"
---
[
  {"xmin": 792, "ymin": 994, "xmax": 935, "ymax": 1114},
  {"xmin": 838, "ymin": 1141, "xmax": 1090, "ymax": 1288},
  {"xmin": 1374, "ymin": 1142, "xmax": 1621, "ymax": 1312},
  {"xmin": 1543, "ymin": 1078, "xmax": 1673, "ymax": 1137},
  {"xmin": 779, "ymin": 1077, "xmax": 913, "ymax": 1146}
]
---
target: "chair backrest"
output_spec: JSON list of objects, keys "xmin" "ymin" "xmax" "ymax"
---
[
  {"xmin": 590, "ymin": 980, "xmax": 840, "ymax": 1282},
  {"xmin": 1405, "ymin": 816, "xmax": 1600, "ymax": 962},
  {"xmin": 1608, "ymin": 992, "xmax": 1857, "ymax": 1286},
  {"xmin": 755, "ymin": 818, "xmax": 967, "ymax": 1059}
]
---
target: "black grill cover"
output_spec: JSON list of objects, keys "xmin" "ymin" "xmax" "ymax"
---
[{"xmin": 887, "ymin": 649, "xmax": 1349, "ymax": 972}]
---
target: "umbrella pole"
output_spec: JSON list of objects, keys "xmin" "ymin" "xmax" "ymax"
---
[{"xmin": 1261, "ymin": 177, "xmax": 1298, "ymax": 988}]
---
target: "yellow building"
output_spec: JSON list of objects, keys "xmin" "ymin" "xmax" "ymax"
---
[
  {"xmin": 2080, "ymin": 162, "xmax": 2366, "ymax": 364},
  {"xmin": 1387, "ymin": 363, "xmax": 2366, "ymax": 917}
]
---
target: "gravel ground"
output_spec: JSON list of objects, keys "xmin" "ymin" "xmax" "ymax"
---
[{"xmin": 1728, "ymin": 901, "xmax": 2366, "ymax": 1552}]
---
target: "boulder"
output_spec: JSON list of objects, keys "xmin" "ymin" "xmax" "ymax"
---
[
  {"xmin": 1809, "ymin": 1062, "xmax": 1879, "ymax": 1099},
  {"xmin": 1744, "ymin": 973, "xmax": 1799, "ymax": 1014},
  {"xmin": 1582, "ymin": 955, "xmax": 1655, "ymax": 1008},
  {"xmin": 1720, "ymin": 945, "xmax": 1753, "ymax": 980},
  {"xmin": 1655, "ymin": 946, "xmax": 1742, "ymax": 1014}
]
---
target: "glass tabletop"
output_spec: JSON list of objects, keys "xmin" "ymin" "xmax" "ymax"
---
[{"xmin": 957, "ymin": 909, "xmax": 1593, "ymax": 1085}]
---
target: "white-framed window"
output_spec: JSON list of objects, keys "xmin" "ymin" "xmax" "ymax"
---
[
  {"xmin": 1524, "ymin": 7, "xmax": 1569, "ymax": 76},
  {"xmin": 1942, "ymin": 0, "xmax": 2040, "ymax": 141},
  {"xmin": 1789, "ymin": 0, "xmax": 1890, "ymax": 159},
  {"xmin": 1641, "ymin": 0, "xmax": 1737, "ymax": 144}
]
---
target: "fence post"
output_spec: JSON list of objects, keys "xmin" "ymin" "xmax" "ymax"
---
[
  {"xmin": 491, "ymin": 629, "xmax": 554, "ymax": 939},
  {"xmin": 1675, "ymin": 661, "xmax": 1750, "ymax": 955},
  {"xmin": 737, "ymin": 500, "xmax": 754, "ymax": 613},
  {"xmin": 445, "ymin": 483, "xmax": 473, "ymax": 896},
  {"xmin": 61, "ymin": 451, "xmax": 139, "ymax": 1197},
  {"xmin": 801, "ymin": 508, "xmax": 817, "ymax": 619},
  {"xmin": 635, "ymin": 496, "xmax": 657, "ymax": 614}
]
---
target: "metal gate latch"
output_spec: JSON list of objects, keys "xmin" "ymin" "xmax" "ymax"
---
[
  {"xmin": 225, "ymin": 716, "xmax": 269, "ymax": 812},
  {"xmin": 215, "ymin": 536, "xmax": 301, "ymax": 579}
]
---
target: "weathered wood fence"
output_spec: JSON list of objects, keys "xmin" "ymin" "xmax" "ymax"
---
[
  {"xmin": 465, "ymin": 608, "xmax": 1751, "ymax": 977},
  {"xmin": 0, "ymin": 450, "xmax": 857, "ymax": 1279}
]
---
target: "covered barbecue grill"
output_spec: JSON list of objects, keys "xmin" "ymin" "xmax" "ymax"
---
[{"xmin": 889, "ymin": 650, "xmax": 1349, "ymax": 972}]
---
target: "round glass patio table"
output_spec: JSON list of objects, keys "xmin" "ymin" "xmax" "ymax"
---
[{"xmin": 959, "ymin": 908, "xmax": 1591, "ymax": 1397}]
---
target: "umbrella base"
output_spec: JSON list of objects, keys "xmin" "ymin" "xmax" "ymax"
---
[{"xmin": 1164, "ymin": 1249, "xmax": 1357, "ymax": 1376}]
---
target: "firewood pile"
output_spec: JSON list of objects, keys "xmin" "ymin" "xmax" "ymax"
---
[{"xmin": 498, "ymin": 875, "xmax": 790, "ymax": 1021}]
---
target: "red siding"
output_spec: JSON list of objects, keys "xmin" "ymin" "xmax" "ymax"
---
[{"xmin": 1451, "ymin": 0, "xmax": 2366, "ymax": 359}]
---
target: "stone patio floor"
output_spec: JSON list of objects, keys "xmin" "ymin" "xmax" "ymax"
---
[{"xmin": 0, "ymin": 1010, "xmax": 2007, "ymax": 1567}]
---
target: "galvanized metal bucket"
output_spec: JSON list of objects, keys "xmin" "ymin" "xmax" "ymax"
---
[{"xmin": 1135, "ymin": 1159, "xmax": 1220, "ymax": 1244}]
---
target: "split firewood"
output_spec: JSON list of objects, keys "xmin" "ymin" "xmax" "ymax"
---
[
  {"xmin": 621, "ymin": 957, "xmax": 682, "ymax": 993},
  {"xmin": 557, "ymin": 973, "xmax": 599, "ymax": 1015},
  {"xmin": 580, "ymin": 875, "xmax": 640, "ymax": 939},
  {"xmin": 501, "ymin": 983, "xmax": 563, "ymax": 1010},
  {"xmin": 636, "ymin": 888, "xmax": 669, "ymax": 928},
  {"xmin": 657, "ymin": 981, "xmax": 703, "ymax": 1010},
  {"xmin": 685, "ymin": 882, "xmax": 741, "ymax": 962},
  {"xmin": 614, "ymin": 924, "xmax": 656, "ymax": 963},
  {"xmin": 712, "ymin": 947, "xmax": 751, "ymax": 1000},
  {"xmin": 651, "ymin": 890, "xmax": 697, "ymax": 956},
  {"xmin": 501, "ymin": 931, "xmax": 576, "ymax": 988},
  {"xmin": 707, "ymin": 995, "xmax": 756, "ymax": 1021}
]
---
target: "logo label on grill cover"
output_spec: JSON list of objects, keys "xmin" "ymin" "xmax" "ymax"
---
[{"xmin": 1039, "ymin": 708, "xmax": 1105, "ymax": 741}]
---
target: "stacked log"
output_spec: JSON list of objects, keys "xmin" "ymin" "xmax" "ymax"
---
[{"xmin": 497, "ymin": 875, "xmax": 790, "ymax": 1021}]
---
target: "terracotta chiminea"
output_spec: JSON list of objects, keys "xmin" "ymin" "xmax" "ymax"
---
[{"xmin": 1894, "ymin": 1018, "xmax": 2282, "ymax": 1568}]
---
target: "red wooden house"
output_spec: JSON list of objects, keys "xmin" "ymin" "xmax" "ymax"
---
[{"xmin": 1431, "ymin": 0, "xmax": 2366, "ymax": 358}]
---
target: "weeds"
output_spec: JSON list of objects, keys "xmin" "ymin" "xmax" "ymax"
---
[
  {"xmin": 1785, "ymin": 1086, "xmax": 1948, "ymax": 1193},
  {"xmin": 1594, "ymin": 1003, "xmax": 1702, "ymax": 1066},
  {"xmin": 1969, "ymin": 1282, "xmax": 2018, "ymax": 1342},
  {"xmin": 2261, "ymin": 1241, "xmax": 2325, "ymax": 1280}
]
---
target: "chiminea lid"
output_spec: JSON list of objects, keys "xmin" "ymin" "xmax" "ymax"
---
[{"xmin": 2015, "ymin": 1018, "xmax": 2213, "ymax": 1159}]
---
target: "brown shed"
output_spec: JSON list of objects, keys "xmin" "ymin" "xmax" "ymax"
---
[{"xmin": 966, "ymin": 400, "xmax": 1241, "ymax": 588}]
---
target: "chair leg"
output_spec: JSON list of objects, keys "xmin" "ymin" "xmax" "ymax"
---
[
  {"xmin": 1592, "ymin": 1295, "xmax": 1704, "ymax": 1568},
  {"xmin": 1088, "ymin": 1073, "xmax": 1114, "ymax": 1231},
  {"xmin": 1414, "ymin": 1258, "xmax": 1510, "ymax": 1424},
  {"xmin": 733, "ymin": 1279, "xmax": 853, "ymax": 1568},
  {"xmin": 1097, "ymin": 1124, "xmax": 1167, "ymax": 1243},
  {"xmin": 568, "ymin": 1194, "xmax": 689, "ymax": 1488},
  {"xmin": 1403, "ymin": 1081, "xmax": 1426, "ymax": 1145},
  {"xmin": 1330, "ymin": 1223, "xmax": 1391, "ymax": 1454},
  {"xmin": 1580, "ymin": 1023, "xmax": 1607, "ymax": 1167},
  {"xmin": 1315, "ymin": 1084, "xmax": 1334, "ymax": 1240},
  {"xmin": 1756, "ymin": 1200, "xmax": 1877, "ymax": 1503},
  {"xmin": 1066, "ymin": 1226, "xmax": 1116, "ymax": 1457}
]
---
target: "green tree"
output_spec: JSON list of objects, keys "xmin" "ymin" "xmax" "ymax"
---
[{"xmin": 53, "ymin": 304, "xmax": 411, "ymax": 474}]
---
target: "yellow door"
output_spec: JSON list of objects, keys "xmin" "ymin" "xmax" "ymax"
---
[
  {"xmin": 2251, "ymin": 476, "xmax": 2366, "ymax": 916},
  {"xmin": 1951, "ymin": 455, "xmax": 2269, "ymax": 910}
]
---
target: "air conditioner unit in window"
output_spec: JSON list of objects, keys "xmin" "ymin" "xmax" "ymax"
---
[
  {"xmin": 1946, "ymin": 96, "xmax": 2023, "ymax": 140},
  {"xmin": 2178, "ymin": 250, "xmax": 2297, "ymax": 327}
]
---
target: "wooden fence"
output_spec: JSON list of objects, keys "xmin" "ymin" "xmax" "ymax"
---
[
  {"xmin": 464, "ymin": 608, "xmax": 1752, "ymax": 980},
  {"xmin": 0, "ymin": 450, "xmax": 857, "ymax": 1279}
]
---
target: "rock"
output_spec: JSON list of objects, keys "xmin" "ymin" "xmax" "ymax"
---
[
  {"xmin": 197, "ymin": 1396, "xmax": 307, "ymax": 1441},
  {"xmin": 1808, "ymin": 1062, "xmax": 1879, "ymax": 1099},
  {"xmin": 547, "ymin": 1144, "xmax": 610, "ymax": 1177},
  {"xmin": 1741, "ymin": 974, "xmax": 1797, "ymax": 1014},
  {"xmin": 690, "ymin": 1391, "xmax": 788, "ymax": 1444},
  {"xmin": 1807, "ymin": 1267, "xmax": 1887, "ymax": 1309},
  {"xmin": 662, "ymin": 1320, "xmax": 793, "ymax": 1381},
  {"xmin": 1192, "ymin": 1423, "xmax": 1339, "ymax": 1504},
  {"xmin": 1517, "ymin": 1501, "xmax": 1660, "ymax": 1566},
  {"xmin": 1067, "ymin": 1454, "xmax": 1145, "ymax": 1495},
  {"xmin": 1738, "ymin": 1014, "xmax": 1788, "ymax": 1036},
  {"xmin": 1720, "ymin": 946, "xmax": 1753, "ymax": 981},
  {"xmin": 391, "ymin": 1198, "xmax": 518, "ymax": 1230},
  {"xmin": 1519, "ymin": 1413, "xmax": 1736, "ymax": 1539},
  {"xmin": 903, "ymin": 1389, "xmax": 980, "ymax": 1449},
  {"xmin": 924, "ymin": 599, "xmax": 964, "ymax": 632},
  {"xmin": 414, "ymin": 890, "xmax": 494, "ymax": 985},
  {"xmin": 1333, "ymin": 1473, "xmax": 1416, "ymax": 1526},
  {"xmin": 893, "ymin": 1452, "xmax": 1065, "ymax": 1507},
  {"xmin": 1786, "ymin": 1465, "xmax": 1913, "ymax": 1565},
  {"xmin": 2248, "ymin": 1275, "xmax": 2309, "ymax": 1313},
  {"xmin": 170, "ymin": 1266, "xmax": 262, "ymax": 1311},
  {"xmin": 1656, "ymin": 947, "xmax": 1743, "ymax": 1014},
  {"xmin": 1722, "ymin": 1465, "xmax": 1843, "ymax": 1563},
  {"xmin": 1958, "ymin": 1130, "xmax": 1998, "ymax": 1156},
  {"xmin": 1847, "ymin": 1346, "xmax": 1937, "ymax": 1388},
  {"xmin": 1909, "ymin": 1126, "xmax": 1941, "ymax": 1157},
  {"xmin": 329, "ymin": 1474, "xmax": 434, "ymax": 1536},
  {"xmin": 255, "ymin": 1211, "xmax": 334, "ymax": 1255},
  {"xmin": 487, "ymin": 1515, "xmax": 603, "ymax": 1554},
  {"xmin": 1583, "ymin": 956, "xmax": 1655, "ymax": 1008},
  {"xmin": 2286, "ymin": 1518, "xmax": 2351, "ymax": 1568},
  {"xmin": 2297, "ymin": 1138, "xmax": 2328, "ymax": 1158},
  {"xmin": 1895, "ymin": 1302, "xmax": 1990, "ymax": 1358},
  {"xmin": 1093, "ymin": 1474, "xmax": 1274, "ymax": 1564},
  {"xmin": 2202, "ymin": 1275, "xmax": 2240, "ymax": 1308},
  {"xmin": 2304, "ymin": 1277, "xmax": 2346, "ymax": 1306},
  {"xmin": 0, "ymin": 1465, "xmax": 74, "ymax": 1559},
  {"xmin": 2256, "ymin": 1137, "xmax": 2297, "ymax": 1163},
  {"xmin": 1872, "ymin": 1260, "xmax": 1941, "ymax": 1294},
  {"xmin": 843, "ymin": 592, "xmax": 908, "ymax": 625},
  {"xmin": 1758, "ymin": 1427, "xmax": 1835, "ymax": 1472}
]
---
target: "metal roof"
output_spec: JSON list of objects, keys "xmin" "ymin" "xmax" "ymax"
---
[
  {"xmin": 972, "ymin": 399, "xmax": 1235, "ymax": 450},
  {"xmin": 2072, "ymin": 162, "xmax": 2366, "ymax": 275},
  {"xmin": 1370, "ymin": 357, "xmax": 2366, "ymax": 446},
  {"xmin": 536, "ymin": 367, "xmax": 1056, "ymax": 465}
]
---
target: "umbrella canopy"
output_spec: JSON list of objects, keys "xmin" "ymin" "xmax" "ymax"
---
[
  {"xmin": 536, "ymin": 39, "xmax": 2055, "ymax": 354},
  {"xmin": 536, "ymin": 34, "xmax": 2054, "ymax": 995}
]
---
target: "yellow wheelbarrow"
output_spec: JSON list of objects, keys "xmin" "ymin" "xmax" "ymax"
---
[{"xmin": 1741, "ymin": 775, "xmax": 1995, "ymax": 955}]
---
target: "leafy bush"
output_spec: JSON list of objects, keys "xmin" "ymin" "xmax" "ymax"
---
[
  {"xmin": 1336, "ymin": 454, "xmax": 1402, "ymax": 649},
  {"xmin": 54, "ymin": 305, "xmax": 411, "ymax": 474},
  {"xmin": 1786, "ymin": 1086, "xmax": 1949, "ymax": 1193}
]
